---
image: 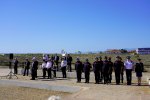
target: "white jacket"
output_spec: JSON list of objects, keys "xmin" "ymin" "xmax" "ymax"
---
[
  {"xmin": 46, "ymin": 61, "xmax": 52, "ymax": 69},
  {"xmin": 41, "ymin": 62, "xmax": 47, "ymax": 69},
  {"xmin": 61, "ymin": 60, "xmax": 67, "ymax": 67}
]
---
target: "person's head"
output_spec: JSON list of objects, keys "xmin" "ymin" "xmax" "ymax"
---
[
  {"xmin": 32, "ymin": 57, "xmax": 36, "ymax": 61},
  {"xmin": 126, "ymin": 56, "xmax": 131, "ymax": 60},
  {"xmin": 68, "ymin": 54, "xmax": 70, "ymax": 57},
  {"xmin": 26, "ymin": 58, "xmax": 28, "ymax": 61},
  {"xmin": 104, "ymin": 56, "xmax": 108, "ymax": 60},
  {"xmin": 95, "ymin": 57, "xmax": 99, "ymax": 61},
  {"xmin": 99, "ymin": 56, "xmax": 102, "ymax": 60},
  {"xmin": 138, "ymin": 58, "xmax": 142, "ymax": 62},
  {"xmin": 108, "ymin": 57, "xmax": 111, "ymax": 61},
  {"xmin": 76, "ymin": 57, "xmax": 80, "ymax": 61},
  {"xmin": 116, "ymin": 56, "xmax": 120, "ymax": 61},
  {"xmin": 85, "ymin": 58, "xmax": 89, "ymax": 62}
]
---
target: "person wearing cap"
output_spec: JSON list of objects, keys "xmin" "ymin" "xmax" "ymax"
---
[
  {"xmin": 103, "ymin": 56, "xmax": 109, "ymax": 84},
  {"xmin": 46, "ymin": 58, "xmax": 53, "ymax": 79},
  {"xmin": 83, "ymin": 58, "xmax": 92, "ymax": 83},
  {"xmin": 75, "ymin": 58, "xmax": 83, "ymax": 83},
  {"xmin": 67, "ymin": 54, "xmax": 73, "ymax": 72},
  {"xmin": 124, "ymin": 56, "xmax": 134, "ymax": 85},
  {"xmin": 14, "ymin": 58, "xmax": 19, "ymax": 74},
  {"xmin": 93, "ymin": 57, "xmax": 100, "ymax": 84},
  {"xmin": 61, "ymin": 57, "xmax": 67, "ymax": 78},
  {"xmin": 108, "ymin": 57, "xmax": 113, "ymax": 83},
  {"xmin": 31, "ymin": 57, "xmax": 38, "ymax": 80},
  {"xmin": 114, "ymin": 56, "xmax": 122, "ymax": 85},
  {"xmin": 41, "ymin": 60, "xmax": 47, "ymax": 79},
  {"xmin": 99, "ymin": 56, "xmax": 103, "ymax": 82},
  {"xmin": 23, "ymin": 58, "xmax": 30, "ymax": 76},
  {"xmin": 135, "ymin": 58, "xmax": 144, "ymax": 86}
]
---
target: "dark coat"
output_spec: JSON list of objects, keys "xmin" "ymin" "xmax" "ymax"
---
[
  {"xmin": 93, "ymin": 61, "xmax": 100, "ymax": 72},
  {"xmin": 108, "ymin": 61, "xmax": 113, "ymax": 74},
  {"xmin": 83, "ymin": 62, "xmax": 92, "ymax": 73},
  {"xmin": 103, "ymin": 60, "xmax": 109, "ymax": 73},
  {"xmin": 75, "ymin": 61, "xmax": 83, "ymax": 72},
  {"xmin": 25, "ymin": 61, "xmax": 30, "ymax": 69},
  {"xmin": 14, "ymin": 60, "xmax": 19, "ymax": 67},
  {"xmin": 54, "ymin": 56, "xmax": 59, "ymax": 62},
  {"xmin": 32, "ymin": 61, "xmax": 38, "ymax": 70},
  {"xmin": 114, "ymin": 61, "xmax": 122, "ymax": 73},
  {"xmin": 67, "ymin": 56, "xmax": 72, "ymax": 64},
  {"xmin": 135, "ymin": 62, "xmax": 144, "ymax": 73},
  {"xmin": 99, "ymin": 60, "xmax": 103, "ymax": 71}
]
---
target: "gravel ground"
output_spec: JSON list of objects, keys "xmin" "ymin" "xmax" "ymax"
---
[{"xmin": 0, "ymin": 68, "xmax": 150, "ymax": 100}]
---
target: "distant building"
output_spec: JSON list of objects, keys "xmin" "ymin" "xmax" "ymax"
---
[
  {"xmin": 106, "ymin": 49, "xmax": 121, "ymax": 54},
  {"xmin": 136, "ymin": 48, "xmax": 150, "ymax": 54}
]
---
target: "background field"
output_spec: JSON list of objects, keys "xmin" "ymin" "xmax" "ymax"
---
[{"xmin": 0, "ymin": 53, "xmax": 150, "ymax": 72}]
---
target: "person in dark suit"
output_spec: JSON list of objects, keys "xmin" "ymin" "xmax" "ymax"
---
[
  {"xmin": 31, "ymin": 57, "xmax": 38, "ymax": 80},
  {"xmin": 23, "ymin": 58, "xmax": 30, "ymax": 76},
  {"xmin": 135, "ymin": 58, "xmax": 144, "ymax": 86},
  {"xmin": 54, "ymin": 54, "xmax": 59, "ymax": 71},
  {"xmin": 75, "ymin": 58, "xmax": 83, "ymax": 83},
  {"xmin": 83, "ymin": 59, "xmax": 92, "ymax": 83},
  {"xmin": 120, "ymin": 57, "xmax": 124, "ymax": 83},
  {"xmin": 114, "ymin": 56, "xmax": 122, "ymax": 85},
  {"xmin": 103, "ymin": 56, "xmax": 109, "ymax": 84},
  {"xmin": 99, "ymin": 56, "xmax": 103, "ymax": 82},
  {"xmin": 108, "ymin": 57, "xmax": 113, "ymax": 83},
  {"xmin": 93, "ymin": 57, "xmax": 100, "ymax": 84},
  {"xmin": 67, "ymin": 54, "xmax": 73, "ymax": 72},
  {"xmin": 14, "ymin": 58, "xmax": 19, "ymax": 74}
]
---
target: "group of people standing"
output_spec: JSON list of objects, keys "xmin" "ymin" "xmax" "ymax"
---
[
  {"xmin": 75, "ymin": 56, "xmax": 144, "ymax": 86},
  {"xmin": 12, "ymin": 54, "xmax": 144, "ymax": 86}
]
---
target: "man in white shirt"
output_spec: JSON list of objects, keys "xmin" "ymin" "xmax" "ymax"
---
[
  {"xmin": 42, "ymin": 60, "xmax": 47, "ymax": 79},
  {"xmin": 124, "ymin": 56, "xmax": 134, "ymax": 85},
  {"xmin": 61, "ymin": 58, "xmax": 67, "ymax": 78},
  {"xmin": 46, "ymin": 59, "xmax": 53, "ymax": 79}
]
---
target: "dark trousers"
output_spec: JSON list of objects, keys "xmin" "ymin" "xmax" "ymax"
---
[
  {"xmin": 53, "ymin": 70, "xmax": 56, "ymax": 77},
  {"xmin": 68, "ymin": 63, "xmax": 72, "ymax": 72},
  {"xmin": 35, "ymin": 70, "xmax": 37, "ymax": 78},
  {"xmin": 103, "ymin": 72, "xmax": 109, "ymax": 84},
  {"xmin": 120, "ymin": 73, "xmax": 124, "ymax": 83},
  {"xmin": 99, "ymin": 70, "xmax": 103, "ymax": 82},
  {"xmin": 47, "ymin": 68, "xmax": 52, "ymax": 79},
  {"xmin": 85, "ymin": 72, "xmax": 90, "ymax": 83},
  {"xmin": 61, "ymin": 67, "xmax": 67, "ymax": 78},
  {"xmin": 24, "ymin": 67, "xmax": 29, "ymax": 76},
  {"xmin": 14, "ymin": 67, "xmax": 18, "ymax": 74},
  {"xmin": 76, "ymin": 71, "xmax": 82, "ymax": 82},
  {"xmin": 94, "ymin": 71, "xmax": 100, "ymax": 83},
  {"xmin": 43, "ymin": 68, "xmax": 47, "ymax": 78},
  {"xmin": 115, "ymin": 71, "xmax": 121, "ymax": 84},
  {"xmin": 55, "ymin": 61, "xmax": 59, "ymax": 71},
  {"xmin": 31, "ymin": 69, "xmax": 36, "ymax": 80},
  {"xmin": 126, "ymin": 69, "xmax": 132, "ymax": 85},
  {"xmin": 108, "ymin": 73, "xmax": 112, "ymax": 83}
]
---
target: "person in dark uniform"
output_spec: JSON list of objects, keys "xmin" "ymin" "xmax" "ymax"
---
[
  {"xmin": 83, "ymin": 59, "xmax": 92, "ymax": 83},
  {"xmin": 99, "ymin": 56, "xmax": 103, "ymax": 82},
  {"xmin": 93, "ymin": 57, "xmax": 100, "ymax": 84},
  {"xmin": 14, "ymin": 58, "xmax": 19, "ymax": 74},
  {"xmin": 108, "ymin": 57, "xmax": 113, "ymax": 83},
  {"xmin": 67, "ymin": 54, "xmax": 73, "ymax": 72},
  {"xmin": 120, "ymin": 57, "xmax": 124, "ymax": 83},
  {"xmin": 103, "ymin": 56, "xmax": 109, "ymax": 84},
  {"xmin": 54, "ymin": 54, "xmax": 59, "ymax": 71},
  {"xmin": 75, "ymin": 58, "xmax": 83, "ymax": 83},
  {"xmin": 23, "ymin": 58, "xmax": 30, "ymax": 76},
  {"xmin": 114, "ymin": 56, "xmax": 122, "ymax": 85},
  {"xmin": 135, "ymin": 58, "xmax": 144, "ymax": 86},
  {"xmin": 31, "ymin": 57, "xmax": 38, "ymax": 80}
]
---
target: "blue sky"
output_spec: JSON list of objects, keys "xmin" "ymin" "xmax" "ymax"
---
[{"xmin": 0, "ymin": 0, "xmax": 150, "ymax": 53}]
